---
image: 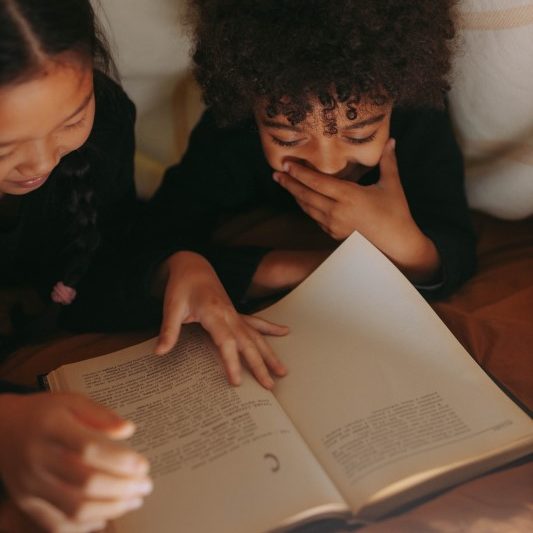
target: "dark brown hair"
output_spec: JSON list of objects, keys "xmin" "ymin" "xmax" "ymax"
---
[
  {"xmin": 188, "ymin": 0, "xmax": 458, "ymax": 128},
  {"xmin": 0, "ymin": 0, "xmax": 114, "ymax": 289}
]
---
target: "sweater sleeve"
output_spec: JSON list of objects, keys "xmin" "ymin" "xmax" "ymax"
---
[
  {"xmin": 0, "ymin": 380, "xmax": 36, "ymax": 394},
  {"xmin": 394, "ymin": 107, "xmax": 476, "ymax": 300},
  {"xmin": 141, "ymin": 111, "xmax": 276, "ymax": 305}
]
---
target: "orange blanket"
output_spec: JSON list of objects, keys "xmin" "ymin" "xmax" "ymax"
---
[{"xmin": 433, "ymin": 212, "xmax": 533, "ymax": 412}]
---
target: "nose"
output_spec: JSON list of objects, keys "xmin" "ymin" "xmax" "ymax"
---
[
  {"xmin": 304, "ymin": 142, "xmax": 349, "ymax": 176},
  {"xmin": 18, "ymin": 139, "xmax": 61, "ymax": 177}
]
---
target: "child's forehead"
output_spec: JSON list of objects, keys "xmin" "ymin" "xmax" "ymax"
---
[
  {"xmin": 0, "ymin": 61, "xmax": 93, "ymax": 143},
  {"xmin": 255, "ymin": 96, "xmax": 391, "ymax": 131}
]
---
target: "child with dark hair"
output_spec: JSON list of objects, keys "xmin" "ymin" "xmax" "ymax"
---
[
  {"xmin": 0, "ymin": 1, "xmax": 154, "ymax": 530},
  {"xmin": 148, "ymin": 0, "xmax": 476, "ymax": 310},
  {"xmin": 0, "ymin": 0, "xmax": 287, "ymax": 530}
]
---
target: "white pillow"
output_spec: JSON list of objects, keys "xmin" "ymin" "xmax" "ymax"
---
[
  {"xmin": 96, "ymin": 0, "xmax": 196, "ymax": 198},
  {"xmin": 449, "ymin": 0, "xmax": 533, "ymax": 219}
]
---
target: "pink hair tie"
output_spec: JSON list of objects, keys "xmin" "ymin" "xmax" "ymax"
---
[{"xmin": 51, "ymin": 281, "xmax": 77, "ymax": 305}]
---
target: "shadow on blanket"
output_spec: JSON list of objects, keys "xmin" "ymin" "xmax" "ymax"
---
[{"xmin": 0, "ymin": 212, "xmax": 531, "ymax": 412}]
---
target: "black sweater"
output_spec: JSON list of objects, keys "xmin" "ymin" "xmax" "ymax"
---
[{"xmin": 145, "ymin": 107, "xmax": 476, "ymax": 305}]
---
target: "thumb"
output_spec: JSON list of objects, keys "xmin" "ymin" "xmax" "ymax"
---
[
  {"xmin": 69, "ymin": 395, "xmax": 135, "ymax": 440},
  {"xmin": 379, "ymin": 138, "xmax": 400, "ymax": 187}
]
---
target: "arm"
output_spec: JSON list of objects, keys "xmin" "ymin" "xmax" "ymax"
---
[
  {"xmin": 247, "ymin": 249, "xmax": 331, "ymax": 298},
  {"xmin": 396, "ymin": 107, "xmax": 476, "ymax": 299},
  {"xmin": 142, "ymin": 110, "xmax": 282, "ymax": 305}
]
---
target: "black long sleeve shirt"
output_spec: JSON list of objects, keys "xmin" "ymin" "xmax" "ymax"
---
[{"xmin": 145, "ymin": 107, "xmax": 476, "ymax": 306}]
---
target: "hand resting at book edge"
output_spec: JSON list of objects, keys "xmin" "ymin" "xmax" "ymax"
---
[
  {"xmin": 0, "ymin": 392, "xmax": 152, "ymax": 533},
  {"xmin": 153, "ymin": 250, "xmax": 289, "ymax": 390}
]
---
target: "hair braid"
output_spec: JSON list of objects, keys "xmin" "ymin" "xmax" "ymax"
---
[{"xmin": 50, "ymin": 147, "xmax": 100, "ymax": 304}]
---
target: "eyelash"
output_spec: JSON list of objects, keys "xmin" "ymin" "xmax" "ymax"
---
[
  {"xmin": 0, "ymin": 117, "xmax": 87, "ymax": 161},
  {"xmin": 271, "ymin": 132, "xmax": 377, "ymax": 148},
  {"xmin": 271, "ymin": 136, "xmax": 300, "ymax": 147},
  {"xmin": 344, "ymin": 132, "xmax": 377, "ymax": 145},
  {"xmin": 64, "ymin": 117, "xmax": 86, "ymax": 130}
]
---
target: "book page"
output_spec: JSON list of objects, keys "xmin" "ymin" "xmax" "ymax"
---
[
  {"xmin": 48, "ymin": 326, "xmax": 348, "ymax": 533},
  {"xmin": 257, "ymin": 232, "xmax": 533, "ymax": 515}
]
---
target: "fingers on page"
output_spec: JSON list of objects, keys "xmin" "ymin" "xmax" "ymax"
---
[
  {"xmin": 18, "ymin": 497, "xmax": 106, "ymax": 533},
  {"xmin": 156, "ymin": 308, "xmax": 185, "ymax": 355},
  {"xmin": 55, "ymin": 419, "xmax": 148, "ymax": 477},
  {"xmin": 69, "ymin": 395, "xmax": 134, "ymax": 438},
  {"xmin": 242, "ymin": 315, "xmax": 289, "ymax": 336},
  {"xmin": 250, "ymin": 331, "xmax": 287, "ymax": 377},
  {"xmin": 216, "ymin": 337, "xmax": 242, "ymax": 386},
  {"xmin": 239, "ymin": 340, "xmax": 275, "ymax": 389},
  {"xmin": 44, "ymin": 448, "xmax": 152, "ymax": 500},
  {"xmin": 81, "ymin": 438, "xmax": 149, "ymax": 477}
]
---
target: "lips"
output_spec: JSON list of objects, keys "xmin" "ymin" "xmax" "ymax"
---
[{"xmin": 7, "ymin": 173, "xmax": 50, "ymax": 189}]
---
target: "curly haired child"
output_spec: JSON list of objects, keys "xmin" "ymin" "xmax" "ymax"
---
[{"xmin": 147, "ymin": 0, "xmax": 476, "ymax": 310}]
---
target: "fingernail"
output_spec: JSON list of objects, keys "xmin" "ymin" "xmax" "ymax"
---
[
  {"xmin": 126, "ymin": 498, "xmax": 144, "ymax": 511},
  {"xmin": 282, "ymin": 162, "xmax": 290, "ymax": 172},
  {"xmin": 135, "ymin": 480, "xmax": 153, "ymax": 495},
  {"xmin": 277, "ymin": 366, "xmax": 288, "ymax": 376},
  {"xmin": 264, "ymin": 377, "xmax": 275, "ymax": 389},
  {"xmin": 390, "ymin": 138, "xmax": 396, "ymax": 150},
  {"xmin": 120, "ymin": 420, "xmax": 136, "ymax": 432},
  {"xmin": 154, "ymin": 344, "xmax": 166, "ymax": 356},
  {"xmin": 131, "ymin": 457, "xmax": 149, "ymax": 475},
  {"xmin": 273, "ymin": 172, "xmax": 281, "ymax": 183}
]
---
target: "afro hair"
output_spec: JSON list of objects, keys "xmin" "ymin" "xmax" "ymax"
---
[{"xmin": 187, "ymin": 0, "xmax": 458, "ymax": 127}]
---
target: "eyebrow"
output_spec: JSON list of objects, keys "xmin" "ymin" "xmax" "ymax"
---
[
  {"xmin": 260, "ymin": 113, "xmax": 386, "ymax": 134},
  {"xmin": 343, "ymin": 113, "xmax": 386, "ymax": 130},
  {"xmin": 0, "ymin": 90, "xmax": 93, "ymax": 148},
  {"xmin": 260, "ymin": 119, "xmax": 304, "ymax": 133}
]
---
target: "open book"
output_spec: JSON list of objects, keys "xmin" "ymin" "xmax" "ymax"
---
[{"xmin": 45, "ymin": 233, "xmax": 533, "ymax": 533}]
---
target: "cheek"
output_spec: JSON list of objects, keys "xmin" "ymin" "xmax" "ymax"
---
[
  {"xmin": 355, "ymin": 143, "xmax": 387, "ymax": 168},
  {"xmin": 354, "ymin": 126, "xmax": 390, "ymax": 167},
  {"xmin": 0, "ymin": 161, "xmax": 15, "ymax": 190}
]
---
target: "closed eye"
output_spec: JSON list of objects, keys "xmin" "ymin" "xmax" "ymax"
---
[
  {"xmin": 344, "ymin": 132, "xmax": 377, "ymax": 145},
  {"xmin": 270, "ymin": 136, "xmax": 302, "ymax": 147},
  {"xmin": 0, "ymin": 151, "xmax": 14, "ymax": 160},
  {"xmin": 63, "ymin": 116, "xmax": 86, "ymax": 131}
]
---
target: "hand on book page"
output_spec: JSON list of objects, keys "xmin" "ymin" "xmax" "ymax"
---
[
  {"xmin": 154, "ymin": 250, "xmax": 289, "ymax": 389},
  {"xmin": 0, "ymin": 392, "xmax": 152, "ymax": 533}
]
